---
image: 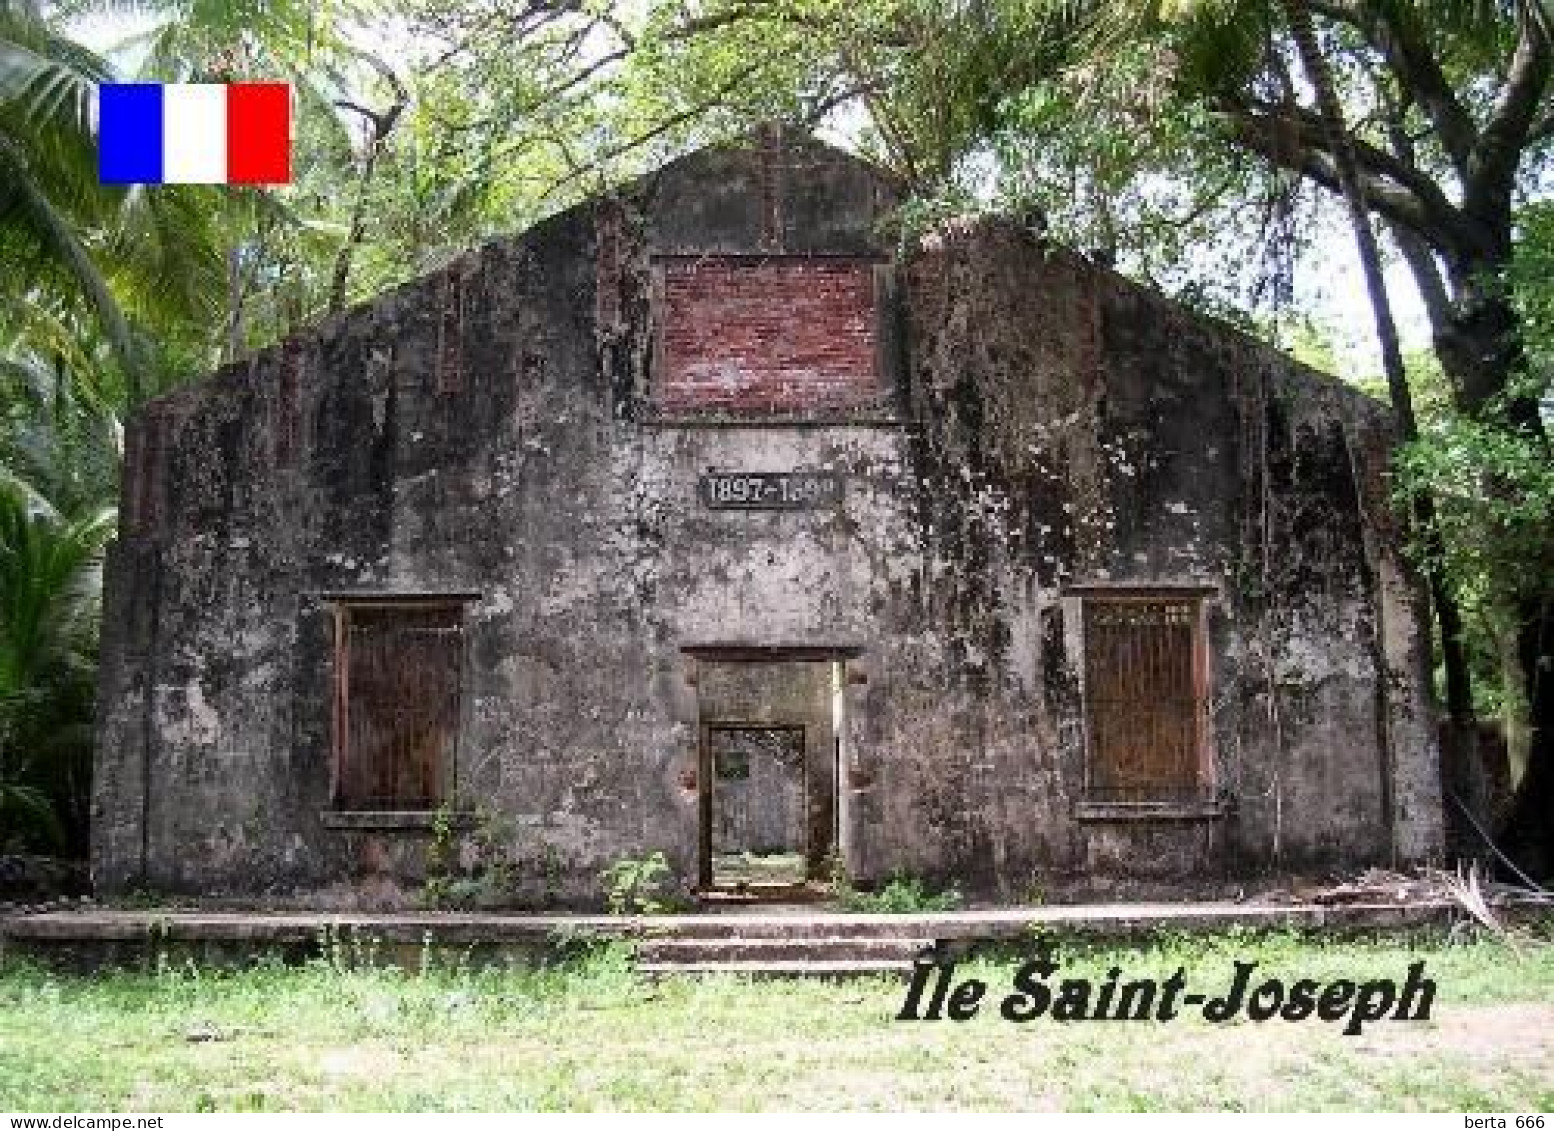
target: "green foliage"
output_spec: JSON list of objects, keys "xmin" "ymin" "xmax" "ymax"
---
[
  {"xmin": 0, "ymin": 0, "xmax": 1542, "ymax": 868},
  {"xmin": 1379, "ymin": 304, "xmax": 1552, "ymax": 719},
  {"xmin": 1, "ymin": 2, "xmax": 138, "ymax": 392},
  {"xmin": 990, "ymin": 36, "xmax": 1296, "ymax": 313},
  {"xmin": 0, "ymin": 452, "xmax": 113, "ymax": 853},
  {"xmin": 1509, "ymin": 200, "xmax": 1554, "ymax": 394},
  {"xmin": 0, "ymin": 1, "xmax": 239, "ymax": 402},
  {"xmin": 600, "ymin": 851, "xmax": 681, "ymax": 916},
  {"xmin": 422, "ymin": 804, "xmax": 525, "ymax": 910},
  {"xmin": 829, "ymin": 850, "xmax": 964, "ymax": 912},
  {"xmin": 620, "ymin": 0, "xmax": 1111, "ymax": 190},
  {"xmin": 2, "ymin": 929, "xmax": 1551, "ymax": 1110},
  {"xmin": 420, "ymin": 804, "xmax": 458, "ymax": 909},
  {"xmin": 0, "ymin": 304, "xmax": 130, "ymax": 855},
  {"xmin": 1394, "ymin": 400, "xmax": 1554, "ymax": 715},
  {"xmin": 1396, "ymin": 414, "xmax": 1554, "ymax": 608},
  {"xmin": 0, "ymin": 776, "xmax": 58, "ymax": 846},
  {"xmin": 838, "ymin": 871, "xmax": 963, "ymax": 913}
]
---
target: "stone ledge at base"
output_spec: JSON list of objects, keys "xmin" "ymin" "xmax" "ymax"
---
[
  {"xmin": 0, "ymin": 900, "xmax": 1505, "ymax": 973},
  {"xmin": 317, "ymin": 810, "xmax": 478, "ymax": 832},
  {"xmin": 1073, "ymin": 799, "xmax": 1231, "ymax": 821}
]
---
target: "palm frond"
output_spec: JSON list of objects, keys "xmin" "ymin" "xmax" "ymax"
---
[
  {"xmin": 0, "ymin": 778, "xmax": 63, "ymax": 849},
  {"xmin": 0, "ymin": 133, "xmax": 144, "ymax": 401},
  {"xmin": 0, "ymin": 2, "xmax": 111, "ymax": 153},
  {"xmin": 0, "ymin": 296, "xmax": 115, "ymax": 406},
  {"xmin": 0, "ymin": 482, "xmax": 114, "ymax": 692},
  {"xmin": 102, "ymin": 183, "xmax": 228, "ymax": 327},
  {"xmin": 1164, "ymin": 0, "xmax": 1276, "ymax": 97}
]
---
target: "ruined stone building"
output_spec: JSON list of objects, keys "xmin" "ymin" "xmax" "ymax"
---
[{"xmin": 92, "ymin": 132, "xmax": 1444, "ymax": 906}]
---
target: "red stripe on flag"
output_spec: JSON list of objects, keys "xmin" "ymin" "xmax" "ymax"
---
[{"xmin": 226, "ymin": 83, "xmax": 291, "ymax": 184}]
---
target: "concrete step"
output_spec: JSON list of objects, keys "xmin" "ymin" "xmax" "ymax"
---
[
  {"xmin": 2, "ymin": 902, "xmax": 1471, "ymax": 976},
  {"xmin": 696, "ymin": 887, "xmax": 828, "ymax": 906},
  {"xmin": 636, "ymin": 915, "xmax": 970, "ymax": 941},
  {"xmin": 636, "ymin": 935, "xmax": 932, "ymax": 965},
  {"xmin": 638, "ymin": 958, "xmax": 913, "ymax": 978}
]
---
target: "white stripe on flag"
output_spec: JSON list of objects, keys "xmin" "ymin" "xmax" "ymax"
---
[{"xmin": 163, "ymin": 84, "xmax": 227, "ymax": 183}]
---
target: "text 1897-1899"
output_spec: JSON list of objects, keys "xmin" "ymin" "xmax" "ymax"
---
[{"xmin": 699, "ymin": 472, "xmax": 844, "ymax": 510}]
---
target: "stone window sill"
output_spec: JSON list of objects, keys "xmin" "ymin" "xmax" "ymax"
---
[
  {"xmin": 1073, "ymin": 798, "xmax": 1230, "ymax": 822},
  {"xmin": 319, "ymin": 810, "xmax": 475, "ymax": 832}
]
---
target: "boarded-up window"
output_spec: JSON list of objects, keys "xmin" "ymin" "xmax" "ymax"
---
[
  {"xmin": 333, "ymin": 602, "xmax": 464, "ymax": 810},
  {"xmin": 1082, "ymin": 597, "xmax": 1208, "ymax": 800}
]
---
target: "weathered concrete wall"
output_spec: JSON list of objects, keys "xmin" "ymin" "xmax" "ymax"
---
[
  {"xmin": 881, "ymin": 220, "xmax": 1442, "ymax": 896},
  {"xmin": 92, "ymin": 131, "xmax": 1441, "ymax": 907}
]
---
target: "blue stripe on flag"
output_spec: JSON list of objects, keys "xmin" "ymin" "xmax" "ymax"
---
[{"xmin": 99, "ymin": 84, "xmax": 165, "ymax": 184}]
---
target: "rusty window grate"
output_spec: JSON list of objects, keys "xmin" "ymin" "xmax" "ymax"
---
[
  {"xmin": 1082, "ymin": 597, "xmax": 1210, "ymax": 802},
  {"xmin": 332, "ymin": 601, "xmax": 465, "ymax": 810}
]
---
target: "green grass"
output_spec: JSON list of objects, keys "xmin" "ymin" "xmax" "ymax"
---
[{"xmin": 1, "ymin": 928, "xmax": 1551, "ymax": 1111}]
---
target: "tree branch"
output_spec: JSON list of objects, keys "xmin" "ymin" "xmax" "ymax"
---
[
  {"xmin": 1388, "ymin": 218, "xmax": 1453, "ymax": 335},
  {"xmin": 535, "ymin": 63, "xmax": 764, "ymax": 201},
  {"xmin": 423, "ymin": 3, "xmax": 577, "ymax": 70},
  {"xmin": 1466, "ymin": 3, "xmax": 1552, "ymax": 229},
  {"xmin": 421, "ymin": 45, "xmax": 631, "ymax": 136},
  {"xmin": 1224, "ymin": 113, "xmax": 1421, "ymax": 227},
  {"xmin": 1306, "ymin": 0, "xmax": 1478, "ymax": 177},
  {"xmin": 1227, "ymin": 96, "xmax": 1471, "ymax": 244},
  {"xmin": 1374, "ymin": 61, "xmax": 1458, "ymax": 330},
  {"xmin": 1531, "ymin": 106, "xmax": 1554, "ymax": 143},
  {"xmin": 329, "ymin": 54, "xmax": 410, "ymax": 313}
]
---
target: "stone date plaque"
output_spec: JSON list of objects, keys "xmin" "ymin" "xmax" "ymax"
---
[{"xmin": 699, "ymin": 471, "xmax": 844, "ymax": 510}]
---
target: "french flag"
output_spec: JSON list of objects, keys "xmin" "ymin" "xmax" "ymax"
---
[{"xmin": 98, "ymin": 83, "xmax": 292, "ymax": 185}]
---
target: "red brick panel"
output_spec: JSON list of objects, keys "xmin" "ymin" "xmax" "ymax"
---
[{"xmin": 656, "ymin": 258, "xmax": 881, "ymax": 413}]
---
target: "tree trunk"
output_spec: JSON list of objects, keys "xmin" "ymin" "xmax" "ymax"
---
[
  {"xmin": 1438, "ymin": 250, "xmax": 1546, "ymax": 437},
  {"xmin": 1502, "ymin": 596, "xmax": 1554, "ymax": 881},
  {"xmin": 1283, "ymin": 0, "xmax": 1476, "ymax": 735},
  {"xmin": 1395, "ymin": 234, "xmax": 1553, "ymax": 881},
  {"xmin": 328, "ymin": 142, "xmax": 383, "ymax": 316},
  {"xmin": 1284, "ymin": 0, "xmax": 1503, "ymax": 867},
  {"xmin": 328, "ymin": 62, "xmax": 408, "ymax": 316}
]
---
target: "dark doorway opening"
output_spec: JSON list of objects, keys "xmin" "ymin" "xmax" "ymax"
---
[
  {"xmin": 706, "ymin": 724, "xmax": 807, "ymax": 887},
  {"xmin": 690, "ymin": 652, "xmax": 846, "ymax": 896}
]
